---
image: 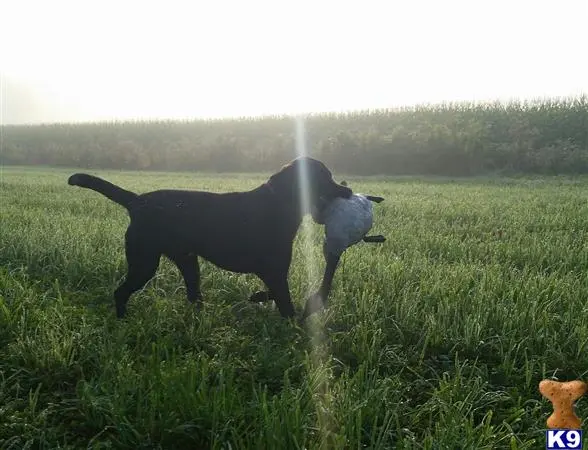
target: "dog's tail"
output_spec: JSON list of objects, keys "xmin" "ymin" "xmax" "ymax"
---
[{"xmin": 68, "ymin": 173, "xmax": 138, "ymax": 209}]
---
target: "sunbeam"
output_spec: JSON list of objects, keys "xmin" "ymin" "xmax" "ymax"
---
[
  {"xmin": 294, "ymin": 115, "xmax": 339, "ymax": 448},
  {"xmin": 294, "ymin": 115, "xmax": 317, "ymax": 288}
]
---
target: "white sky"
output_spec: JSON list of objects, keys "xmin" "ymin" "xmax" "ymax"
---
[{"xmin": 1, "ymin": 0, "xmax": 587, "ymax": 124}]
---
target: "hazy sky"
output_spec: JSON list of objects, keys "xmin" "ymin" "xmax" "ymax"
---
[{"xmin": 1, "ymin": 0, "xmax": 587, "ymax": 124}]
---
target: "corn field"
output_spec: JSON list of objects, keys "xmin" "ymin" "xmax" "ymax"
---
[{"xmin": 2, "ymin": 96, "xmax": 587, "ymax": 175}]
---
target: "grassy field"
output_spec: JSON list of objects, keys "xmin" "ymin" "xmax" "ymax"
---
[{"xmin": 1, "ymin": 166, "xmax": 588, "ymax": 449}]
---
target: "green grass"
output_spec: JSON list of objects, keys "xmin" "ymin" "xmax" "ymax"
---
[{"xmin": 1, "ymin": 166, "xmax": 588, "ymax": 449}]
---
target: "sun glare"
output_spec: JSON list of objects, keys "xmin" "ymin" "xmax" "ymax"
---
[
  {"xmin": 2, "ymin": 0, "xmax": 587, "ymax": 124},
  {"xmin": 294, "ymin": 115, "xmax": 339, "ymax": 446}
]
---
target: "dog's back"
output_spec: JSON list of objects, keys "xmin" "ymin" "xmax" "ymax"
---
[{"xmin": 126, "ymin": 186, "xmax": 294, "ymax": 273}]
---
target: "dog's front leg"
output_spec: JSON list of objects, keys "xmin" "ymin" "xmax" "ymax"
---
[
  {"xmin": 259, "ymin": 273, "xmax": 295, "ymax": 318},
  {"xmin": 302, "ymin": 250, "xmax": 341, "ymax": 320}
]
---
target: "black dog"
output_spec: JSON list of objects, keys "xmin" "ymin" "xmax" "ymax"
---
[{"xmin": 68, "ymin": 157, "xmax": 352, "ymax": 319}]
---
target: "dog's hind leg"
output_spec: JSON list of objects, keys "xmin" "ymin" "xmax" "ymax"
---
[
  {"xmin": 168, "ymin": 253, "xmax": 203, "ymax": 309},
  {"xmin": 114, "ymin": 237, "xmax": 161, "ymax": 318}
]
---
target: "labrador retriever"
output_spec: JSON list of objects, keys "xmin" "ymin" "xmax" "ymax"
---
[{"xmin": 68, "ymin": 157, "xmax": 352, "ymax": 319}]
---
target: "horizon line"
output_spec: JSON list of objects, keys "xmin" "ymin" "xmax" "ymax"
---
[{"xmin": 2, "ymin": 92, "xmax": 586, "ymax": 127}]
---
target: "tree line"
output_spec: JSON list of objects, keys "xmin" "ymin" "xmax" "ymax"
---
[{"xmin": 2, "ymin": 96, "xmax": 587, "ymax": 176}]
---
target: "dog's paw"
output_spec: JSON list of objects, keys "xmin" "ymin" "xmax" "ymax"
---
[
  {"xmin": 249, "ymin": 291, "xmax": 272, "ymax": 303},
  {"xmin": 302, "ymin": 292, "xmax": 325, "ymax": 320}
]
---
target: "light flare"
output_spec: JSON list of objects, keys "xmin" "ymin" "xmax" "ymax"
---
[{"xmin": 294, "ymin": 115, "xmax": 339, "ymax": 448}]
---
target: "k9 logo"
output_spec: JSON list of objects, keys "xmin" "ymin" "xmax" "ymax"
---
[{"xmin": 546, "ymin": 430, "xmax": 583, "ymax": 449}]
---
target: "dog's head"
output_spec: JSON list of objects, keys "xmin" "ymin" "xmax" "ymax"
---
[{"xmin": 268, "ymin": 157, "xmax": 352, "ymax": 220}]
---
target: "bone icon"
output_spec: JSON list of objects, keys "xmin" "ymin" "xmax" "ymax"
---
[{"xmin": 539, "ymin": 379, "xmax": 587, "ymax": 429}]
